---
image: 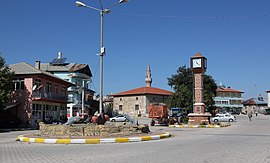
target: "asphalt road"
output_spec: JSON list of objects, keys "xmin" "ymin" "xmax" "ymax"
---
[{"xmin": 1, "ymin": 114, "xmax": 270, "ymax": 163}]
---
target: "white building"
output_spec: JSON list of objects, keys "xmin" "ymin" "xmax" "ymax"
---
[{"xmin": 267, "ymin": 90, "xmax": 270, "ymax": 108}]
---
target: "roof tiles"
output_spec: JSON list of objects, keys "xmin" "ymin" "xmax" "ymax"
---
[
  {"xmin": 112, "ymin": 87, "xmax": 173, "ymax": 97},
  {"xmin": 216, "ymin": 87, "xmax": 244, "ymax": 93}
]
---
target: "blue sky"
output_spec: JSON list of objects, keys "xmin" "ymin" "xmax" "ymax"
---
[{"xmin": 1, "ymin": 0, "xmax": 269, "ymax": 100}]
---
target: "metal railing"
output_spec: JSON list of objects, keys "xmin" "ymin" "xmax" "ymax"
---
[{"xmin": 32, "ymin": 91, "xmax": 67, "ymax": 101}]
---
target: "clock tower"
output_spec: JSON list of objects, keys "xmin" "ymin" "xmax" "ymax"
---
[{"xmin": 188, "ymin": 52, "xmax": 211, "ymax": 125}]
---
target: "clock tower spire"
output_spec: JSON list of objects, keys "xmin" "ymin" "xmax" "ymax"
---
[{"xmin": 145, "ymin": 64, "xmax": 152, "ymax": 87}]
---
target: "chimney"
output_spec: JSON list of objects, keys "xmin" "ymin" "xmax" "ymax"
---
[
  {"xmin": 58, "ymin": 52, "xmax": 62, "ymax": 59},
  {"xmin": 35, "ymin": 61, "xmax": 41, "ymax": 69}
]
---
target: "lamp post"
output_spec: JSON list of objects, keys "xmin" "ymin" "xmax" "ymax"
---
[{"xmin": 76, "ymin": 0, "xmax": 128, "ymax": 114}]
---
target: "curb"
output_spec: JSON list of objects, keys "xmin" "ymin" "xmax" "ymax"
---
[{"xmin": 17, "ymin": 132, "xmax": 171, "ymax": 144}]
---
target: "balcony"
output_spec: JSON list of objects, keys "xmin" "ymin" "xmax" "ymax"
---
[{"xmin": 32, "ymin": 91, "xmax": 67, "ymax": 102}]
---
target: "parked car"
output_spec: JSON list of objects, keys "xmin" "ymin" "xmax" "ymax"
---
[
  {"xmin": 109, "ymin": 115, "xmax": 128, "ymax": 122},
  {"xmin": 211, "ymin": 113, "xmax": 236, "ymax": 122},
  {"xmin": 229, "ymin": 111, "xmax": 240, "ymax": 115}
]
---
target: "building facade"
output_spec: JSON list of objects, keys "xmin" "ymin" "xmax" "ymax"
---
[
  {"xmin": 214, "ymin": 87, "xmax": 244, "ymax": 113},
  {"xmin": 267, "ymin": 90, "xmax": 270, "ymax": 108},
  {"xmin": 7, "ymin": 62, "xmax": 74, "ymax": 128},
  {"xmin": 112, "ymin": 65, "xmax": 172, "ymax": 117},
  {"xmin": 243, "ymin": 97, "xmax": 268, "ymax": 114},
  {"xmin": 39, "ymin": 52, "xmax": 95, "ymax": 118}
]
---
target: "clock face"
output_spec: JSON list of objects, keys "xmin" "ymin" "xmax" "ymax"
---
[{"xmin": 192, "ymin": 58, "xmax": 202, "ymax": 68}]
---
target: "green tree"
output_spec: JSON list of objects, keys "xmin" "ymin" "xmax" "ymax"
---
[
  {"xmin": 105, "ymin": 103, "xmax": 113, "ymax": 116},
  {"xmin": 167, "ymin": 65, "xmax": 217, "ymax": 114},
  {"xmin": 0, "ymin": 54, "xmax": 13, "ymax": 109}
]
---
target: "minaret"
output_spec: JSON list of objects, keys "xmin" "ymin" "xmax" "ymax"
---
[{"xmin": 145, "ymin": 64, "xmax": 152, "ymax": 87}]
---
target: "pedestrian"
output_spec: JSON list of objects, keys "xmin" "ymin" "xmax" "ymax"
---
[
  {"xmin": 97, "ymin": 112, "xmax": 106, "ymax": 125},
  {"xmin": 248, "ymin": 111, "xmax": 252, "ymax": 121}
]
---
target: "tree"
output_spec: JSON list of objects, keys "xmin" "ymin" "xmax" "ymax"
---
[
  {"xmin": 167, "ymin": 65, "xmax": 217, "ymax": 114},
  {"xmin": 0, "ymin": 54, "xmax": 13, "ymax": 109},
  {"xmin": 105, "ymin": 103, "xmax": 113, "ymax": 117}
]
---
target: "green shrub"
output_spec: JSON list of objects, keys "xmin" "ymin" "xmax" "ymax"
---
[{"xmin": 182, "ymin": 117, "xmax": 189, "ymax": 124}]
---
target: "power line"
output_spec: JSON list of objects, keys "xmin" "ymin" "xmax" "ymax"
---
[{"xmin": 114, "ymin": 12, "xmax": 270, "ymax": 20}]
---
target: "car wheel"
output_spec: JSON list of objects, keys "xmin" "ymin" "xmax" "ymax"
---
[
  {"xmin": 229, "ymin": 119, "xmax": 233, "ymax": 122},
  {"xmin": 125, "ymin": 119, "xmax": 129, "ymax": 122},
  {"xmin": 214, "ymin": 119, "xmax": 218, "ymax": 122},
  {"xmin": 111, "ymin": 119, "xmax": 115, "ymax": 122}
]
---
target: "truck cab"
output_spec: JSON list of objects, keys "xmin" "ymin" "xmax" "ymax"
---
[{"xmin": 169, "ymin": 108, "xmax": 184, "ymax": 124}]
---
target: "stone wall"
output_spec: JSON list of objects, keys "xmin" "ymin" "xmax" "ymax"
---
[
  {"xmin": 113, "ymin": 95, "xmax": 170, "ymax": 117},
  {"xmin": 39, "ymin": 122, "xmax": 148, "ymax": 137},
  {"xmin": 113, "ymin": 95, "xmax": 146, "ymax": 116}
]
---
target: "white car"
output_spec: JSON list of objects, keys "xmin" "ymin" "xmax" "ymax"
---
[
  {"xmin": 211, "ymin": 113, "xmax": 236, "ymax": 122},
  {"xmin": 109, "ymin": 115, "xmax": 128, "ymax": 122}
]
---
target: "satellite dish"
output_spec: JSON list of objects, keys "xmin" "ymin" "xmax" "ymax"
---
[{"xmin": 32, "ymin": 85, "xmax": 37, "ymax": 91}]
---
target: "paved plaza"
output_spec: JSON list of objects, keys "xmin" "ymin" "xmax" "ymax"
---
[{"xmin": 1, "ymin": 114, "xmax": 270, "ymax": 163}]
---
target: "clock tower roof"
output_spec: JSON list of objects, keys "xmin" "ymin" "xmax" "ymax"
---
[{"xmin": 192, "ymin": 52, "xmax": 204, "ymax": 58}]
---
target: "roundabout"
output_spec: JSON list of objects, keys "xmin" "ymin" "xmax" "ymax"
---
[
  {"xmin": 16, "ymin": 120, "xmax": 171, "ymax": 144},
  {"xmin": 17, "ymin": 132, "xmax": 171, "ymax": 144}
]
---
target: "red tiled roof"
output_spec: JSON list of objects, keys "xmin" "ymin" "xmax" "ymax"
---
[
  {"xmin": 112, "ymin": 87, "xmax": 173, "ymax": 97},
  {"xmin": 244, "ymin": 99, "xmax": 256, "ymax": 105},
  {"xmin": 193, "ymin": 52, "xmax": 203, "ymax": 58},
  {"xmin": 216, "ymin": 87, "xmax": 244, "ymax": 93}
]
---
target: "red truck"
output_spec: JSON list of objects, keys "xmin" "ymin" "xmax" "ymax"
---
[{"xmin": 148, "ymin": 103, "xmax": 169, "ymax": 126}]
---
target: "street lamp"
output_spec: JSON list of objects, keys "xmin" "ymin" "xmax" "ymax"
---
[{"xmin": 76, "ymin": 0, "xmax": 128, "ymax": 114}]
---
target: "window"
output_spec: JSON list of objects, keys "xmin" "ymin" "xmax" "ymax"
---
[
  {"xmin": 76, "ymin": 79, "xmax": 81, "ymax": 86},
  {"xmin": 54, "ymin": 84, "xmax": 58, "ymax": 94},
  {"xmin": 119, "ymin": 105, "xmax": 122, "ymax": 111},
  {"xmin": 54, "ymin": 105, "xmax": 58, "ymax": 111},
  {"xmin": 136, "ymin": 97, "xmax": 138, "ymax": 100},
  {"xmin": 13, "ymin": 78, "xmax": 25, "ymax": 90},
  {"xmin": 35, "ymin": 79, "xmax": 41, "ymax": 88},
  {"xmin": 163, "ymin": 97, "xmax": 166, "ymax": 102},
  {"xmin": 32, "ymin": 104, "xmax": 37, "ymax": 116},
  {"xmin": 68, "ymin": 94, "xmax": 74, "ymax": 102},
  {"xmin": 37, "ymin": 104, "xmax": 41, "ymax": 110},
  {"xmin": 32, "ymin": 103, "xmax": 42, "ymax": 119},
  {"xmin": 46, "ymin": 82, "xmax": 52, "ymax": 93},
  {"xmin": 135, "ymin": 105, "xmax": 139, "ymax": 110},
  {"xmin": 62, "ymin": 86, "xmax": 67, "ymax": 95},
  {"xmin": 120, "ymin": 98, "xmax": 122, "ymax": 101}
]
